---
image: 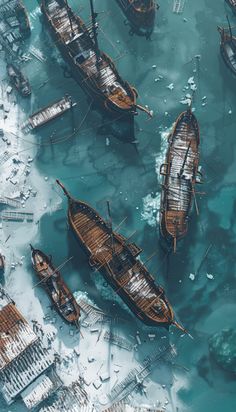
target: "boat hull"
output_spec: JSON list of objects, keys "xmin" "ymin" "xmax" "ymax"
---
[
  {"xmin": 41, "ymin": 0, "xmax": 137, "ymax": 117},
  {"xmin": 159, "ymin": 110, "xmax": 200, "ymax": 249},
  {"xmin": 116, "ymin": 0, "xmax": 157, "ymax": 37},
  {"xmin": 31, "ymin": 248, "xmax": 80, "ymax": 324},
  {"xmin": 63, "ymin": 196, "xmax": 174, "ymax": 328}
]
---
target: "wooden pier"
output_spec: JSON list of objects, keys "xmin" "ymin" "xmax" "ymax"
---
[
  {"xmin": 103, "ymin": 331, "xmax": 133, "ymax": 351},
  {"xmin": 1, "ymin": 210, "xmax": 34, "ymax": 222},
  {"xmin": 173, "ymin": 0, "xmax": 186, "ymax": 14},
  {"xmin": 22, "ymin": 95, "xmax": 76, "ymax": 131}
]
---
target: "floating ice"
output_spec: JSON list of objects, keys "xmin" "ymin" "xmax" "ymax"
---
[
  {"xmin": 167, "ymin": 83, "xmax": 174, "ymax": 90},
  {"xmin": 206, "ymin": 273, "xmax": 214, "ymax": 280},
  {"xmin": 189, "ymin": 273, "xmax": 195, "ymax": 281}
]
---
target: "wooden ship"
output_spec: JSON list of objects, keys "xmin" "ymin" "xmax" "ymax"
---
[
  {"xmin": 30, "ymin": 245, "xmax": 80, "ymax": 325},
  {"xmin": 115, "ymin": 0, "xmax": 159, "ymax": 38},
  {"xmin": 7, "ymin": 63, "xmax": 31, "ymax": 97},
  {"xmin": 41, "ymin": 0, "xmax": 151, "ymax": 117},
  {"xmin": 226, "ymin": 0, "xmax": 236, "ymax": 14},
  {"xmin": 56, "ymin": 180, "xmax": 188, "ymax": 333},
  {"xmin": 22, "ymin": 95, "xmax": 76, "ymax": 131},
  {"xmin": 218, "ymin": 17, "xmax": 236, "ymax": 75},
  {"xmin": 159, "ymin": 108, "xmax": 200, "ymax": 252}
]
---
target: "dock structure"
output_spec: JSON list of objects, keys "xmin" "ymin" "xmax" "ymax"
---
[
  {"xmin": 0, "ymin": 196, "xmax": 21, "ymax": 208},
  {"xmin": 0, "ymin": 151, "xmax": 11, "ymax": 166},
  {"xmin": 109, "ymin": 345, "xmax": 173, "ymax": 403},
  {"xmin": 173, "ymin": 0, "xmax": 186, "ymax": 13},
  {"xmin": 103, "ymin": 402, "xmax": 162, "ymax": 411},
  {"xmin": 1, "ymin": 210, "xmax": 34, "ymax": 222},
  {"xmin": 0, "ymin": 286, "xmax": 57, "ymax": 408},
  {"xmin": 39, "ymin": 381, "xmax": 92, "ymax": 412},
  {"xmin": 78, "ymin": 299, "xmax": 109, "ymax": 327},
  {"xmin": 103, "ymin": 331, "xmax": 133, "ymax": 351},
  {"xmin": 22, "ymin": 95, "xmax": 76, "ymax": 131}
]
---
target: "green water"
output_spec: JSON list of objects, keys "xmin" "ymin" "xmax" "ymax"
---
[{"xmin": 1, "ymin": 0, "xmax": 236, "ymax": 411}]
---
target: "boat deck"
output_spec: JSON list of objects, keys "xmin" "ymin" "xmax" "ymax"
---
[{"xmin": 70, "ymin": 205, "xmax": 171, "ymax": 324}]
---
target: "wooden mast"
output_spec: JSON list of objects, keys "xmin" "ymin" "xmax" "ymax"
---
[
  {"xmin": 89, "ymin": 0, "xmax": 101, "ymax": 68},
  {"xmin": 227, "ymin": 14, "xmax": 233, "ymax": 38},
  {"xmin": 65, "ymin": 0, "xmax": 75, "ymax": 37},
  {"xmin": 106, "ymin": 201, "xmax": 115, "ymax": 254}
]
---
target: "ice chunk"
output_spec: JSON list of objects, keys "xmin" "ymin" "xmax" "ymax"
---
[{"xmin": 189, "ymin": 273, "xmax": 195, "ymax": 281}]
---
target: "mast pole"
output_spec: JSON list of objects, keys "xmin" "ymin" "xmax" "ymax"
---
[
  {"xmin": 65, "ymin": 0, "xmax": 74, "ymax": 37},
  {"xmin": 106, "ymin": 201, "xmax": 115, "ymax": 254},
  {"xmin": 227, "ymin": 15, "xmax": 233, "ymax": 39},
  {"xmin": 179, "ymin": 141, "xmax": 191, "ymax": 178},
  {"xmin": 89, "ymin": 0, "xmax": 100, "ymax": 66}
]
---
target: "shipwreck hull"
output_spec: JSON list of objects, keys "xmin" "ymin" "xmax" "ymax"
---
[
  {"xmin": 116, "ymin": 0, "xmax": 157, "ymax": 37},
  {"xmin": 160, "ymin": 110, "xmax": 200, "ymax": 250},
  {"xmin": 41, "ymin": 0, "xmax": 137, "ymax": 117}
]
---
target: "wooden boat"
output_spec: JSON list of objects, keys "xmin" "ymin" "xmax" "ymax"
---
[
  {"xmin": 0, "ymin": 254, "xmax": 5, "ymax": 273},
  {"xmin": 159, "ymin": 109, "xmax": 200, "ymax": 252},
  {"xmin": 226, "ymin": 0, "xmax": 236, "ymax": 14},
  {"xmin": 7, "ymin": 63, "xmax": 31, "ymax": 97},
  {"xmin": 115, "ymin": 0, "xmax": 159, "ymax": 38},
  {"xmin": 22, "ymin": 95, "xmax": 76, "ymax": 131},
  {"xmin": 41, "ymin": 0, "xmax": 151, "ymax": 118},
  {"xmin": 56, "ymin": 180, "xmax": 188, "ymax": 333},
  {"xmin": 218, "ymin": 18, "xmax": 236, "ymax": 75},
  {"xmin": 30, "ymin": 245, "xmax": 80, "ymax": 325}
]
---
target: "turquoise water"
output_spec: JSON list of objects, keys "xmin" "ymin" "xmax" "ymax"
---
[{"xmin": 1, "ymin": 0, "xmax": 236, "ymax": 411}]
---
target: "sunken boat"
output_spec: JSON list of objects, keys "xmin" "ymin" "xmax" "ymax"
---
[
  {"xmin": 30, "ymin": 245, "xmax": 80, "ymax": 325},
  {"xmin": 15, "ymin": 0, "xmax": 31, "ymax": 38},
  {"xmin": 218, "ymin": 18, "xmax": 236, "ymax": 75},
  {"xmin": 56, "ymin": 180, "xmax": 187, "ymax": 332},
  {"xmin": 159, "ymin": 108, "xmax": 200, "ymax": 252},
  {"xmin": 41, "ymin": 0, "xmax": 151, "ymax": 117},
  {"xmin": 226, "ymin": 0, "xmax": 236, "ymax": 14},
  {"xmin": 7, "ymin": 63, "xmax": 31, "ymax": 97},
  {"xmin": 115, "ymin": 0, "xmax": 159, "ymax": 38}
]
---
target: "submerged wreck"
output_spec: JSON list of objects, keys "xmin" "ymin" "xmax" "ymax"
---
[
  {"xmin": 15, "ymin": 0, "xmax": 31, "ymax": 37},
  {"xmin": 41, "ymin": 0, "xmax": 151, "ymax": 117},
  {"xmin": 56, "ymin": 180, "xmax": 187, "ymax": 332},
  {"xmin": 7, "ymin": 63, "xmax": 31, "ymax": 97},
  {"xmin": 218, "ymin": 18, "xmax": 236, "ymax": 75},
  {"xmin": 159, "ymin": 108, "xmax": 200, "ymax": 252},
  {"xmin": 30, "ymin": 245, "xmax": 80, "ymax": 325},
  {"xmin": 0, "ymin": 286, "xmax": 59, "ymax": 409},
  {"xmin": 115, "ymin": 0, "xmax": 159, "ymax": 38}
]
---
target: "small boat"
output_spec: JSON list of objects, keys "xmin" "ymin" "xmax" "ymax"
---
[
  {"xmin": 0, "ymin": 254, "xmax": 5, "ymax": 273},
  {"xmin": 56, "ymin": 180, "xmax": 188, "ymax": 333},
  {"xmin": 159, "ymin": 108, "xmax": 200, "ymax": 252},
  {"xmin": 7, "ymin": 63, "xmax": 31, "ymax": 97},
  {"xmin": 15, "ymin": 0, "xmax": 31, "ymax": 38},
  {"xmin": 30, "ymin": 245, "xmax": 80, "ymax": 325},
  {"xmin": 22, "ymin": 95, "xmax": 76, "ymax": 131},
  {"xmin": 218, "ymin": 18, "xmax": 236, "ymax": 75},
  {"xmin": 115, "ymin": 0, "xmax": 159, "ymax": 38},
  {"xmin": 225, "ymin": 0, "xmax": 236, "ymax": 14},
  {"xmin": 41, "ymin": 0, "xmax": 151, "ymax": 118}
]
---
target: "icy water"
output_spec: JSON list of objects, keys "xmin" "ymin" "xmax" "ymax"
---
[{"xmin": 1, "ymin": 0, "xmax": 236, "ymax": 411}]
